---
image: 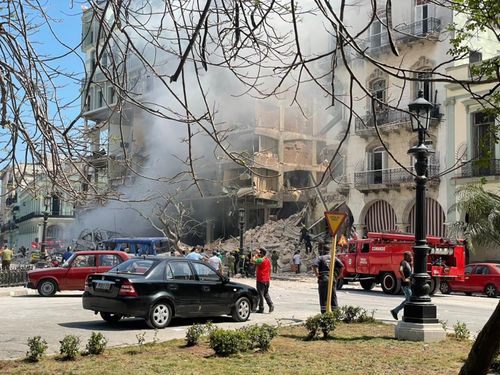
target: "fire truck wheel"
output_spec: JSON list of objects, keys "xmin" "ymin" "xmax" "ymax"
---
[
  {"xmin": 360, "ymin": 280, "xmax": 375, "ymax": 290},
  {"xmin": 381, "ymin": 273, "xmax": 401, "ymax": 295},
  {"xmin": 484, "ymin": 284, "xmax": 498, "ymax": 298},
  {"xmin": 428, "ymin": 278, "xmax": 440, "ymax": 296},
  {"xmin": 439, "ymin": 281, "xmax": 452, "ymax": 294}
]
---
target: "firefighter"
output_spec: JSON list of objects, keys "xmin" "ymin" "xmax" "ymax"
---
[{"xmin": 312, "ymin": 247, "xmax": 344, "ymax": 313}]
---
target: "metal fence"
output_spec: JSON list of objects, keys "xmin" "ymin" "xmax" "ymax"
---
[
  {"xmin": 354, "ymin": 164, "xmax": 440, "ymax": 187},
  {"xmin": 0, "ymin": 265, "xmax": 32, "ymax": 287},
  {"xmin": 460, "ymin": 159, "xmax": 500, "ymax": 178}
]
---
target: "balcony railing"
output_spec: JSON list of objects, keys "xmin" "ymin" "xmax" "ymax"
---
[
  {"xmin": 355, "ymin": 105, "xmax": 441, "ymax": 133},
  {"xmin": 354, "ymin": 164, "xmax": 440, "ymax": 188},
  {"xmin": 369, "ymin": 17, "xmax": 441, "ymax": 51},
  {"xmin": 459, "ymin": 159, "xmax": 500, "ymax": 178}
]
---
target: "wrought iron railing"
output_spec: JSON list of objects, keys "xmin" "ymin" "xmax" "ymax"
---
[
  {"xmin": 0, "ymin": 265, "xmax": 33, "ymax": 287},
  {"xmin": 459, "ymin": 159, "xmax": 500, "ymax": 178},
  {"xmin": 369, "ymin": 17, "xmax": 441, "ymax": 51},
  {"xmin": 355, "ymin": 105, "xmax": 441, "ymax": 133},
  {"xmin": 354, "ymin": 164, "xmax": 440, "ymax": 187}
]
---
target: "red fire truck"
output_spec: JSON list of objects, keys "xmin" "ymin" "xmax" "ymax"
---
[{"xmin": 337, "ymin": 232, "xmax": 466, "ymax": 295}]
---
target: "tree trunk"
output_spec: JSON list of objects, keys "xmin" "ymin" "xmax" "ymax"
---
[{"xmin": 459, "ymin": 301, "xmax": 500, "ymax": 375}]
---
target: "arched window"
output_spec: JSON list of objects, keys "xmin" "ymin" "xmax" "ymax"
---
[
  {"xmin": 414, "ymin": 69, "xmax": 433, "ymax": 102},
  {"xmin": 370, "ymin": 79, "xmax": 387, "ymax": 112}
]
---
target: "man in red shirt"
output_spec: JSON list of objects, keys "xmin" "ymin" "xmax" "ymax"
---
[{"xmin": 251, "ymin": 248, "xmax": 274, "ymax": 313}]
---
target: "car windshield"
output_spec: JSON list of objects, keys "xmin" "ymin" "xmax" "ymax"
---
[{"xmin": 108, "ymin": 259, "xmax": 156, "ymax": 275}]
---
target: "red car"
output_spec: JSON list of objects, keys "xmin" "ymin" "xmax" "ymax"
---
[
  {"xmin": 440, "ymin": 263, "xmax": 499, "ymax": 298},
  {"xmin": 26, "ymin": 251, "xmax": 129, "ymax": 296}
]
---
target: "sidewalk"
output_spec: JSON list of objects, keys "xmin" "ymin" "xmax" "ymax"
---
[{"xmin": 0, "ymin": 286, "xmax": 36, "ymax": 297}]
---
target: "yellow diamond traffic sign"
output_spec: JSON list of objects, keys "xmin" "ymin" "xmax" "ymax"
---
[{"xmin": 324, "ymin": 211, "xmax": 347, "ymax": 236}]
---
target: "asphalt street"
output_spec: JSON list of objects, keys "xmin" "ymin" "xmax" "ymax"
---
[{"xmin": 0, "ymin": 277, "xmax": 497, "ymax": 360}]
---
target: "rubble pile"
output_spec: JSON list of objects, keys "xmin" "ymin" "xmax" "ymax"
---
[{"xmin": 209, "ymin": 210, "xmax": 318, "ymax": 273}]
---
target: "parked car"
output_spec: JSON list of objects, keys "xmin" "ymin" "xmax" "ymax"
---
[
  {"xmin": 26, "ymin": 251, "xmax": 130, "ymax": 296},
  {"xmin": 440, "ymin": 263, "xmax": 499, "ymax": 298},
  {"xmin": 82, "ymin": 257, "xmax": 259, "ymax": 328}
]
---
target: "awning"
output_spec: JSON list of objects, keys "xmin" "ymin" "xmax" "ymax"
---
[
  {"xmin": 365, "ymin": 200, "xmax": 396, "ymax": 232},
  {"xmin": 409, "ymin": 198, "xmax": 445, "ymax": 237}
]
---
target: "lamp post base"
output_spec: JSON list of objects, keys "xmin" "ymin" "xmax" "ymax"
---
[
  {"xmin": 403, "ymin": 302, "xmax": 439, "ymax": 324},
  {"xmin": 395, "ymin": 321, "xmax": 446, "ymax": 342}
]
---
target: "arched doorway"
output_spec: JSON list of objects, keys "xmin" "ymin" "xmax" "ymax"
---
[
  {"xmin": 364, "ymin": 200, "xmax": 396, "ymax": 232},
  {"xmin": 408, "ymin": 198, "xmax": 445, "ymax": 237}
]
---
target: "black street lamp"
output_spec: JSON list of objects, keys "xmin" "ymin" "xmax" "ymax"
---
[
  {"xmin": 40, "ymin": 195, "xmax": 51, "ymax": 260},
  {"xmin": 238, "ymin": 208, "xmax": 246, "ymax": 252},
  {"xmin": 404, "ymin": 90, "xmax": 438, "ymax": 324}
]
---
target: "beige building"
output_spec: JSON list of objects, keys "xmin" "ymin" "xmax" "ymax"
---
[
  {"xmin": 321, "ymin": 0, "xmax": 498, "ymax": 254},
  {"xmin": 445, "ymin": 61, "xmax": 499, "ymax": 261}
]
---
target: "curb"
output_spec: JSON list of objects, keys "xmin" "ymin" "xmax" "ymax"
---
[{"xmin": 0, "ymin": 288, "xmax": 36, "ymax": 297}]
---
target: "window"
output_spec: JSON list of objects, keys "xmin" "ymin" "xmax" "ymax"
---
[
  {"xmin": 370, "ymin": 15, "xmax": 388, "ymax": 48},
  {"xmin": 415, "ymin": 0, "xmax": 434, "ymax": 35},
  {"xmin": 474, "ymin": 266, "xmax": 489, "ymax": 275},
  {"xmin": 72, "ymin": 255, "xmax": 96, "ymax": 268},
  {"xmin": 349, "ymin": 243, "xmax": 357, "ymax": 253},
  {"xmin": 367, "ymin": 146, "xmax": 387, "ymax": 184},
  {"xmin": 192, "ymin": 263, "xmax": 221, "ymax": 282},
  {"xmin": 167, "ymin": 261, "xmax": 194, "ymax": 280},
  {"xmin": 99, "ymin": 254, "xmax": 121, "ymax": 267},
  {"xmin": 370, "ymin": 79, "xmax": 387, "ymax": 111},
  {"xmin": 469, "ymin": 51, "xmax": 482, "ymax": 64},
  {"xmin": 415, "ymin": 70, "xmax": 433, "ymax": 102},
  {"xmin": 472, "ymin": 112, "xmax": 496, "ymax": 160},
  {"xmin": 464, "ymin": 265, "xmax": 473, "ymax": 275},
  {"xmin": 361, "ymin": 243, "xmax": 370, "ymax": 253}
]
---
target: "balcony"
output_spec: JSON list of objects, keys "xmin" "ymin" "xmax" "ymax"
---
[
  {"xmin": 369, "ymin": 17, "xmax": 441, "ymax": 53},
  {"xmin": 355, "ymin": 105, "xmax": 441, "ymax": 137},
  {"xmin": 354, "ymin": 164, "xmax": 440, "ymax": 191},
  {"xmin": 458, "ymin": 159, "xmax": 500, "ymax": 179}
]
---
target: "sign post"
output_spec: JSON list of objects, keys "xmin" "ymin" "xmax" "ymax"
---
[{"xmin": 324, "ymin": 212, "xmax": 347, "ymax": 313}]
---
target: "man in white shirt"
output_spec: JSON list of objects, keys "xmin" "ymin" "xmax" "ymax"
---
[
  {"xmin": 208, "ymin": 251, "xmax": 223, "ymax": 274},
  {"xmin": 293, "ymin": 250, "xmax": 302, "ymax": 274}
]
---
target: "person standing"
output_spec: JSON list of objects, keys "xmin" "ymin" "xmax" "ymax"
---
[
  {"xmin": 208, "ymin": 251, "xmax": 224, "ymax": 275},
  {"xmin": 1, "ymin": 245, "xmax": 13, "ymax": 270},
  {"xmin": 186, "ymin": 247, "xmax": 204, "ymax": 261},
  {"xmin": 251, "ymin": 248, "xmax": 274, "ymax": 313},
  {"xmin": 227, "ymin": 252, "xmax": 236, "ymax": 277},
  {"xmin": 293, "ymin": 250, "xmax": 302, "ymax": 274},
  {"xmin": 390, "ymin": 251, "xmax": 413, "ymax": 320},
  {"xmin": 299, "ymin": 225, "xmax": 313, "ymax": 254},
  {"xmin": 270, "ymin": 251, "xmax": 279, "ymax": 273},
  {"xmin": 311, "ymin": 248, "xmax": 344, "ymax": 313}
]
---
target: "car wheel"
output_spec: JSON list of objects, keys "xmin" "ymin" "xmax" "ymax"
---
[
  {"xmin": 232, "ymin": 296, "xmax": 251, "ymax": 322},
  {"xmin": 100, "ymin": 312, "xmax": 122, "ymax": 323},
  {"xmin": 440, "ymin": 281, "xmax": 452, "ymax": 294},
  {"xmin": 37, "ymin": 279, "xmax": 57, "ymax": 297},
  {"xmin": 381, "ymin": 273, "xmax": 401, "ymax": 295},
  {"xmin": 146, "ymin": 302, "xmax": 172, "ymax": 329},
  {"xmin": 360, "ymin": 279, "xmax": 375, "ymax": 291},
  {"xmin": 484, "ymin": 284, "xmax": 498, "ymax": 298}
]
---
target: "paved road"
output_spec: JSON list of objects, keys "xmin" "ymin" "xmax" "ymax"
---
[{"xmin": 0, "ymin": 277, "xmax": 497, "ymax": 360}]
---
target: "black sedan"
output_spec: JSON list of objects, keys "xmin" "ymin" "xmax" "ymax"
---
[{"xmin": 82, "ymin": 257, "xmax": 259, "ymax": 329}]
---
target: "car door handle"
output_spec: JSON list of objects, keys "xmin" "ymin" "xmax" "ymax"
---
[
  {"xmin": 202, "ymin": 286, "xmax": 210, "ymax": 292},
  {"xmin": 167, "ymin": 284, "xmax": 178, "ymax": 290}
]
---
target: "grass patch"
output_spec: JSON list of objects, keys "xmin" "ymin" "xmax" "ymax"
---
[{"xmin": 0, "ymin": 323, "xmax": 472, "ymax": 375}]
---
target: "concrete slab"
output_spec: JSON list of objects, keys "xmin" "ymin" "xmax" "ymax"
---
[{"xmin": 395, "ymin": 321, "xmax": 446, "ymax": 342}]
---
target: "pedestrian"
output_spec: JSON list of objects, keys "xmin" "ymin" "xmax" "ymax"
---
[
  {"xmin": 63, "ymin": 246, "xmax": 73, "ymax": 262},
  {"xmin": 293, "ymin": 250, "xmax": 302, "ymax": 274},
  {"xmin": 390, "ymin": 251, "xmax": 413, "ymax": 320},
  {"xmin": 234, "ymin": 248, "xmax": 241, "ymax": 274},
  {"xmin": 311, "ymin": 248, "xmax": 344, "ymax": 313},
  {"xmin": 271, "ymin": 250, "xmax": 279, "ymax": 273},
  {"xmin": 299, "ymin": 225, "xmax": 312, "ymax": 254},
  {"xmin": 251, "ymin": 248, "xmax": 274, "ymax": 313},
  {"xmin": 209, "ymin": 251, "xmax": 224, "ymax": 274},
  {"xmin": 185, "ymin": 247, "xmax": 204, "ymax": 261},
  {"xmin": 1, "ymin": 245, "xmax": 13, "ymax": 271},
  {"xmin": 227, "ymin": 252, "xmax": 236, "ymax": 277},
  {"xmin": 240, "ymin": 252, "xmax": 247, "ymax": 277}
]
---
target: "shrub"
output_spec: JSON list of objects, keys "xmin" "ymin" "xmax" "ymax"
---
[
  {"xmin": 59, "ymin": 335, "xmax": 80, "ymax": 360},
  {"xmin": 305, "ymin": 312, "xmax": 337, "ymax": 340},
  {"xmin": 453, "ymin": 321, "xmax": 470, "ymax": 340},
  {"xmin": 186, "ymin": 324, "xmax": 206, "ymax": 347},
  {"xmin": 26, "ymin": 336, "xmax": 48, "ymax": 362},
  {"xmin": 85, "ymin": 332, "xmax": 108, "ymax": 355},
  {"xmin": 240, "ymin": 324, "xmax": 278, "ymax": 352},
  {"xmin": 337, "ymin": 305, "xmax": 375, "ymax": 323},
  {"xmin": 209, "ymin": 329, "xmax": 249, "ymax": 356}
]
